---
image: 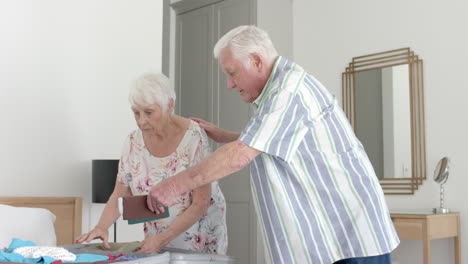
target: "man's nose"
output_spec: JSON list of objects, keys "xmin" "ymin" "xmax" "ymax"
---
[{"xmin": 227, "ymin": 78, "xmax": 236, "ymax": 89}]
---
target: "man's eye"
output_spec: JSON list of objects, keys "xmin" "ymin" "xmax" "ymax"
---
[{"xmin": 144, "ymin": 111, "xmax": 152, "ymax": 115}]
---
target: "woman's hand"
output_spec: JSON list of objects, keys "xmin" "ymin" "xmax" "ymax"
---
[
  {"xmin": 75, "ymin": 226, "xmax": 110, "ymax": 249},
  {"xmin": 190, "ymin": 117, "xmax": 239, "ymax": 143},
  {"xmin": 137, "ymin": 233, "xmax": 170, "ymax": 253}
]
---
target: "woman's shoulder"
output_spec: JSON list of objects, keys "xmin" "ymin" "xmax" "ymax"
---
[
  {"xmin": 175, "ymin": 119, "xmax": 209, "ymax": 152},
  {"xmin": 124, "ymin": 129, "xmax": 143, "ymax": 145},
  {"xmin": 187, "ymin": 119, "xmax": 209, "ymax": 141},
  {"xmin": 119, "ymin": 129, "xmax": 144, "ymax": 158}
]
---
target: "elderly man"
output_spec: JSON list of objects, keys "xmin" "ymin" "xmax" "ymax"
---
[{"xmin": 148, "ymin": 25, "xmax": 399, "ymax": 264}]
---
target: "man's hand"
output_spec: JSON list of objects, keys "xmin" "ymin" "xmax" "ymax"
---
[
  {"xmin": 137, "ymin": 233, "xmax": 170, "ymax": 253},
  {"xmin": 190, "ymin": 117, "xmax": 239, "ymax": 143},
  {"xmin": 147, "ymin": 177, "xmax": 184, "ymax": 214}
]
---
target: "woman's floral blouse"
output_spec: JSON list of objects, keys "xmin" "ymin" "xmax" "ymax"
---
[{"xmin": 117, "ymin": 121, "xmax": 227, "ymax": 254}]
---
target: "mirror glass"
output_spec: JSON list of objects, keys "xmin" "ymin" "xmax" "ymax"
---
[
  {"xmin": 354, "ymin": 65, "xmax": 411, "ymax": 179},
  {"xmin": 433, "ymin": 157, "xmax": 449, "ymax": 184},
  {"xmin": 342, "ymin": 48, "xmax": 426, "ymax": 194}
]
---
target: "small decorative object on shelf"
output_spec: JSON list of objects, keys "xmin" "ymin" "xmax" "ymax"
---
[{"xmin": 433, "ymin": 157, "xmax": 450, "ymax": 214}]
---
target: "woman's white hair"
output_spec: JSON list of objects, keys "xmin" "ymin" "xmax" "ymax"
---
[
  {"xmin": 129, "ymin": 73, "xmax": 176, "ymax": 112},
  {"xmin": 213, "ymin": 25, "xmax": 278, "ymax": 66}
]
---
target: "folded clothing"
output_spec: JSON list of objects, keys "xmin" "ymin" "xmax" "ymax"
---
[
  {"xmin": 1, "ymin": 238, "xmax": 110, "ymax": 264},
  {"xmin": 13, "ymin": 246, "xmax": 76, "ymax": 261},
  {"xmin": 78, "ymin": 241, "xmax": 142, "ymax": 253}
]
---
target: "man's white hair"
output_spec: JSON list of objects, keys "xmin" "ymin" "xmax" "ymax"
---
[
  {"xmin": 129, "ymin": 73, "xmax": 176, "ymax": 112},
  {"xmin": 213, "ymin": 25, "xmax": 278, "ymax": 65}
]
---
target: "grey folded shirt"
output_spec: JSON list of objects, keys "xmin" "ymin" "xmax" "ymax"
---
[{"xmin": 79, "ymin": 241, "xmax": 142, "ymax": 252}]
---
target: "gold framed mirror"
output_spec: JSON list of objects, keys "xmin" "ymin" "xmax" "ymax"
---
[{"xmin": 342, "ymin": 48, "xmax": 426, "ymax": 194}]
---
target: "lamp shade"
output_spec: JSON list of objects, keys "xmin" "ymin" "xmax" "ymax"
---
[{"xmin": 92, "ymin": 159, "xmax": 119, "ymax": 203}]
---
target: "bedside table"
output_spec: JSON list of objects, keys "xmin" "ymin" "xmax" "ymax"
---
[{"xmin": 390, "ymin": 212, "xmax": 461, "ymax": 264}]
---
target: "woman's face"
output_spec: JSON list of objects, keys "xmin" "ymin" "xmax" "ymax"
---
[{"xmin": 132, "ymin": 103, "xmax": 167, "ymax": 133}]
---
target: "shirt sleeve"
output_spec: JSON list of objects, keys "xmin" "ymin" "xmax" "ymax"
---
[
  {"xmin": 191, "ymin": 126, "xmax": 212, "ymax": 166},
  {"xmin": 239, "ymin": 89, "xmax": 308, "ymax": 163},
  {"xmin": 116, "ymin": 133, "xmax": 133, "ymax": 186}
]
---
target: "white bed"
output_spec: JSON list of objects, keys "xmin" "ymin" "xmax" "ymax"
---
[{"xmin": 0, "ymin": 196, "xmax": 82, "ymax": 247}]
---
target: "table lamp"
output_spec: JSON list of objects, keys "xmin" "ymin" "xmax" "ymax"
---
[{"xmin": 92, "ymin": 159, "xmax": 119, "ymax": 242}]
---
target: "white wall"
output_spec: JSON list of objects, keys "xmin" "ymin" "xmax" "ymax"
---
[
  {"xmin": 293, "ymin": 0, "xmax": 468, "ymax": 263},
  {"xmin": 0, "ymin": 0, "xmax": 162, "ymax": 242},
  {"xmin": 257, "ymin": 0, "xmax": 293, "ymax": 59}
]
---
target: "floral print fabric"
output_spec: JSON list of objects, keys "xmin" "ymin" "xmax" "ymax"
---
[{"xmin": 117, "ymin": 121, "xmax": 227, "ymax": 254}]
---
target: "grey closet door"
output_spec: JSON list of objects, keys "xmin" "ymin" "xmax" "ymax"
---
[
  {"xmin": 176, "ymin": 6, "xmax": 213, "ymax": 122},
  {"xmin": 175, "ymin": 0, "xmax": 258, "ymax": 263},
  {"xmin": 213, "ymin": 1, "xmax": 258, "ymax": 264}
]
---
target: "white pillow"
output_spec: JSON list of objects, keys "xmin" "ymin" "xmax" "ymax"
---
[{"xmin": 0, "ymin": 204, "xmax": 57, "ymax": 249}]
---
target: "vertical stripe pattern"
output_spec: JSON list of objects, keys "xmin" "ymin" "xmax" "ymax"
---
[{"xmin": 239, "ymin": 57, "xmax": 399, "ymax": 264}]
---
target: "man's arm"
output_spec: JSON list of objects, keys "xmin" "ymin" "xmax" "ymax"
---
[
  {"xmin": 191, "ymin": 117, "xmax": 240, "ymax": 143},
  {"xmin": 147, "ymin": 140, "xmax": 260, "ymax": 212}
]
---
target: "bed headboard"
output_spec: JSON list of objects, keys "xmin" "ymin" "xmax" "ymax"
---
[{"xmin": 0, "ymin": 197, "xmax": 82, "ymax": 246}]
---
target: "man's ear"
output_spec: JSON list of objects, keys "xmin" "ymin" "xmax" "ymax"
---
[{"xmin": 250, "ymin": 53, "xmax": 263, "ymax": 72}]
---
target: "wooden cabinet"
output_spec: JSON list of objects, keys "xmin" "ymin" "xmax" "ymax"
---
[{"xmin": 391, "ymin": 212, "xmax": 461, "ymax": 264}]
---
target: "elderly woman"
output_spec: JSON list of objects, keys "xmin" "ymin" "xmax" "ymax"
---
[{"xmin": 76, "ymin": 73, "xmax": 227, "ymax": 254}]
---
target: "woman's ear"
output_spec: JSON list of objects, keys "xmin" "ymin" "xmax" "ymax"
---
[{"xmin": 168, "ymin": 98, "xmax": 175, "ymax": 113}]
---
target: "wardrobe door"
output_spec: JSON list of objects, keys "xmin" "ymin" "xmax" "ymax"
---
[
  {"xmin": 176, "ymin": 5, "xmax": 214, "ymax": 123},
  {"xmin": 213, "ymin": 1, "xmax": 258, "ymax": 264},
  {"xmin": 175, "ymin": 1, "xmax": 258, "ymax": 263}
]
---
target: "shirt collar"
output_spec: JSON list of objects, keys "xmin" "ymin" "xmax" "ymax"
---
[{"xmin": 253, "ymin": 56, "xmax": 289, "ymax": 108}]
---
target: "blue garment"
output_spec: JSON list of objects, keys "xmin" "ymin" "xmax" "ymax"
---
[
  {"xmin": 334, "ymin": 253, "xmax": 391, "ymax": 264},
  {"xmin": 69, "ymin": 253, "xmax": 109, "ymax": 263},
  {"xmin": 0, "ymin": 238, "xmax": 109, "ymax": 264}
]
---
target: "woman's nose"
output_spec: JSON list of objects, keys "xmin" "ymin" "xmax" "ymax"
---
[{"xmin": 136, "ymin": 115, "xmax": 146, "ymax": 125}]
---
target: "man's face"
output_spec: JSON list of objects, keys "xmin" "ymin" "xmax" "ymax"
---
[{"xmin": 219, "ymin": 47, "xmax": 266, "ymax": 103}]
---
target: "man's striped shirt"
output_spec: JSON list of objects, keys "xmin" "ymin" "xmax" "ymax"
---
[{"xmin": 239, "ymin": 56, "xmax": 399, "ymax": 264}]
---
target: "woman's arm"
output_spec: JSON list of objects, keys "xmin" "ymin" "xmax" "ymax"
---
[
  {"xmin": 138, "ymin": 183, "xmax": 211, "ymax": 253},
  {"xmin": 75, "ymin": 182, "xmax": 132, "ymax": 248}
]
